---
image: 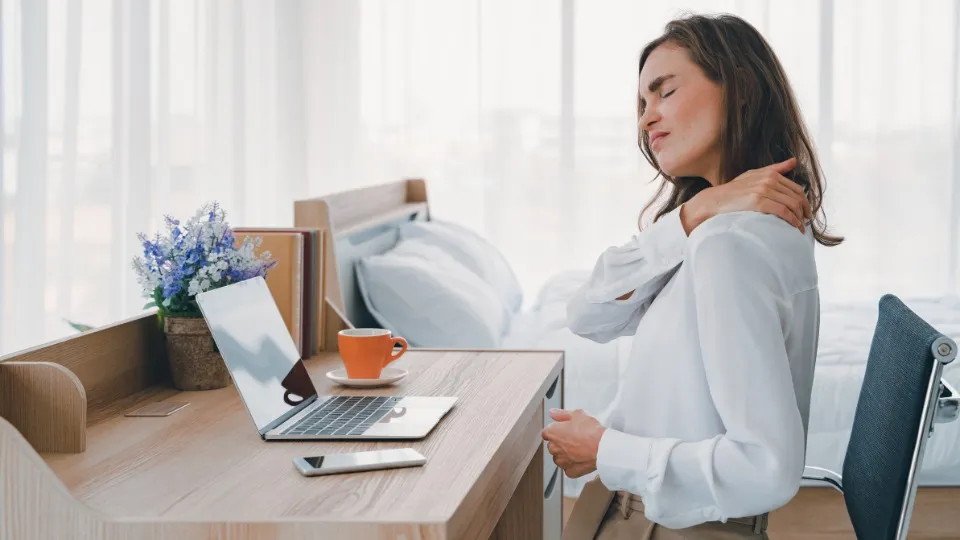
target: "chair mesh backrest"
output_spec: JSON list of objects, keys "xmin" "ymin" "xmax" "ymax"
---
[{"xmin": 842, "ymin": 294, "xmax": 942, "ymax": 540}]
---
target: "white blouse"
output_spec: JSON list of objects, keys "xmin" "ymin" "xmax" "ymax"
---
[{"xmin": 567, "ymin": 206, "xmax": 820, "ymax": 528}]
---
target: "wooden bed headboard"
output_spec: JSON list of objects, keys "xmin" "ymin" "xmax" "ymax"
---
[{"xmin": 294, "ymin": 179, "xmax": 430, "ymax": 351}]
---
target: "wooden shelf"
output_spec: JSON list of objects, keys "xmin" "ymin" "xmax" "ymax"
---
[{"xmin": 0, "ymin": 361, "xmax": 86, "ymax": 453}]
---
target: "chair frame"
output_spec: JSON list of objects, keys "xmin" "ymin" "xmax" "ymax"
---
[{"xmin": 802, "ymin": 335, "xmax": 958, "ymax": 540}]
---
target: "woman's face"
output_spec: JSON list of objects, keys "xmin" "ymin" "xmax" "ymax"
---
[{"xmin": 638, "ymin": 43, "xmax": 725, "ymax": 185}]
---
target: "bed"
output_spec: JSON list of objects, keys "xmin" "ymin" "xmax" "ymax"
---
[{"xmin": 294, "ymin": 179, "xmax": 960, "ymax": 497}]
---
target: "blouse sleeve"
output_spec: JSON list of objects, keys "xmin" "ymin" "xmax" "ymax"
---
[{"xmin": 566, "ymin": 206, "xmax": 688, "ymax": 343}]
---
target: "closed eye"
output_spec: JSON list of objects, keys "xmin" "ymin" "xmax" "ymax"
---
[{"xmin": 662, "ymin": 88, "xmax": 676, "ymax": 98}]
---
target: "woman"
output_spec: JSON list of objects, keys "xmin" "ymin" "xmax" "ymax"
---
[{"xmin": 542, "ymin": 13, "xmax": 843, "ymax": 540}]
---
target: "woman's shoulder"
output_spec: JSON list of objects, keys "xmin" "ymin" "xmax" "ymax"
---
[{"xmin": 687, "ymin": 211, "xmax": 818, "ymax": 293}]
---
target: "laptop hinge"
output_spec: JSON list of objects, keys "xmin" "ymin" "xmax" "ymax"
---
[{"xmin": 259, "ymin": 394, "xmax": 319, "ymax": 438}]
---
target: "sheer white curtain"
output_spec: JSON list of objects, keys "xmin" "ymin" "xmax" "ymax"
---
[
  {"xmin": 307, "ymin": 0, "xmax": 960, "ymax": 308},
  {"xmin": 1, "ymin": 0, "xmax": 308, "ymax": 354},
  {"xmin": 3, "ymin": 0, "xmax": 960, "ymax": 355}
]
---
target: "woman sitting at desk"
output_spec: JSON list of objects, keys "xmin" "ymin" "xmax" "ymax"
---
[{"xmin": 542, "ymin": 13, "xmax": 843, "ymax": 540}]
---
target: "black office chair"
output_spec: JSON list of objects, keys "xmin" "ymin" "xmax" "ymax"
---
[{"xmin": 803, "ymin": 294, "xmax": 959, "ymax": 539}]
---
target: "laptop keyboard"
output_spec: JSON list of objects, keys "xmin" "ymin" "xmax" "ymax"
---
[{"xmin": 281, "ymin": 396, "xmax": 404, "ymax": 437}]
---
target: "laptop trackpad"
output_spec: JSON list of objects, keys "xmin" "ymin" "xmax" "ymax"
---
[
  {"xmin": 363, "ymin": 422, "xmax": 436, "ymax": 438},
  {"xmin": 362, "ymin": 407, "xmax": 447, "ymax": 438},
  {"xmin": 374, "ymin": 405, "xmax": 446, "ymax": 425}
]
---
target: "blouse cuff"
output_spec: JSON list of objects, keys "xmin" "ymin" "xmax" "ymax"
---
[{"xmin": 596, "ymin": 428, "xmax": 654, "ymax": 494}]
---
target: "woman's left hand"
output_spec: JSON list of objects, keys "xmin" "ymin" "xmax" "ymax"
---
[{"xmin": 541, "ymin": 408, "xmax": 607, "ymax": 478}]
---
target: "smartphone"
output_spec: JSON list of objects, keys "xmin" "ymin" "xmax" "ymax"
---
[{"xmin": 293, "ymin": 448, "xmax": 426, "ymax": 477}]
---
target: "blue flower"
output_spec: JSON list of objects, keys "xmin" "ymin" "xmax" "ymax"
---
[{"xmin": 131, "ymin": 201, "xmax": 276, "ymax": 315}]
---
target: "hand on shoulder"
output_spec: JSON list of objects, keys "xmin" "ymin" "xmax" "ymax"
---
[{"xmin": 680, "ymin": 157, "xmax": 811, "ymax": 236}]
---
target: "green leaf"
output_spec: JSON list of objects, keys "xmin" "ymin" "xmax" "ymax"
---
[
  {"xmin": 64, "ymin": 319, "xmax": 96, "ymax": 333},
  {"xmin": 143, "ymin": 301, "xmax": 157, "ymax": 309}
]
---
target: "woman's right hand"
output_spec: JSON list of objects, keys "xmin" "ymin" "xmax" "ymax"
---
[{"xmin": 680, "ymin": 157, "xmax": 812, "ymax": 235}]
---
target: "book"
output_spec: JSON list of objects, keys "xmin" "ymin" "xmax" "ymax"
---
[{"xmin": 233, "ymin": 229, "xmax": 321, "ymax": 356}]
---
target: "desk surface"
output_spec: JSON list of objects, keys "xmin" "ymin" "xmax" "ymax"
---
[{"xmin": 41, "ymin": 350, "xmax": 562, "ymax": 534}]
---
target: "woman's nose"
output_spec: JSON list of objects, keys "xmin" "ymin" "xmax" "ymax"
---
[{"xmin": 639, "ymin": 107, "xmax": 660, "ymax": 131}]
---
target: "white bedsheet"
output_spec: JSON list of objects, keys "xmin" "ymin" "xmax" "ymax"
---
[
  {"xmin": 503, "ymin": 270, "xmax": 630, "ymax": 423},
  {"xmin": 502, "ymin": 271, "xmax": 629, "ymax": 496},
  {"xmin": 503, "ymin": 271, "xmax": 960, "ymax": 495}
]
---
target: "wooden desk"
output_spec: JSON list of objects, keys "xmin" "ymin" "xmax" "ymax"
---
[{"xmin": 1, "ymin": 348, "xmax": 564, "ymax": 540}]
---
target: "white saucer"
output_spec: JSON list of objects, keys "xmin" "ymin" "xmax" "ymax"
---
[{"xmin": 325, "ymin": 367, "xmax": 408, "ymax": 388}]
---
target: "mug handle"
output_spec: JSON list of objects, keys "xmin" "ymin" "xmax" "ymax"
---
[{"xmin": 384, "ymin": 337, "xmax": 408, "ymax": 367}]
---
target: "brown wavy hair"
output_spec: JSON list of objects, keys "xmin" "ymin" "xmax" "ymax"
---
[{"xmin": 638, "ymin": 13, "xmax": 842, "ymax": 247}]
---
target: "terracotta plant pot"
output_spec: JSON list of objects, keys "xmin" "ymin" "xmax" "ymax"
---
[{"xmin": 163, "ymin": 316, "xmax": 231, "ymax": 390}]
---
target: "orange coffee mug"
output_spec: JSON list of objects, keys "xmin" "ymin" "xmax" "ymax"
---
[{"xmin": 337, "ymin": 328, "xmax": 408, "ymax": 379}]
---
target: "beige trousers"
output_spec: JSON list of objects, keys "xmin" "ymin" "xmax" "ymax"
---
[{"xmin": 562, "ymin": 478, "xmax": 769, "ymax": 540}]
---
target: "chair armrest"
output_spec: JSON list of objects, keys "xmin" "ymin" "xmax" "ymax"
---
[
  {"xmin": 935, "ymin": 379, "xmax": 959, "ymax": 424},
  {"xmin": 802, "ymin": 466, "xmax": 843, "ymax": 493}
]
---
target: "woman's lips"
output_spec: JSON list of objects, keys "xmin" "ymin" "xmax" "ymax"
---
[{"xmin": 650, "ymin": 132, "xmax": 669, "ymax": 150}]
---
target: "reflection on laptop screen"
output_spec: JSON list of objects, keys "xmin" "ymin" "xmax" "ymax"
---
[{"xmin": 196, "ymin": 277, "xmax": 317, "ymax": 432}]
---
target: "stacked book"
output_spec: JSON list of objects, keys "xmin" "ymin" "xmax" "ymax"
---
[{"xmin": 232, "ymin": 228, "xmax": 322, "ymax": 357}]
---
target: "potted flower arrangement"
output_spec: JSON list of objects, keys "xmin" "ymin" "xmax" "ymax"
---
[{"xmin": 132, "ymin": 202, "xmax": 276, "ymax": 390}]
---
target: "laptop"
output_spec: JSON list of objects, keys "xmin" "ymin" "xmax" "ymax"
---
[{"xmin": 195, "ymin": 276, "xmax": 457, "ymax": 440}]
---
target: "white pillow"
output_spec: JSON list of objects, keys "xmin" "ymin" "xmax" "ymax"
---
[
  {"xmin": 356, "ymin": 238, "xmax": 511, "ymax": 349},
  {"xmin": 398, "ymin": 220, "xmax": 524, "ymax": 312}
]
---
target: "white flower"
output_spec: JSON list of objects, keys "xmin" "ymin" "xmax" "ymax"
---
[{"xmin": 132, "ymin": 202, "xmax": 275, "ymax": 310}]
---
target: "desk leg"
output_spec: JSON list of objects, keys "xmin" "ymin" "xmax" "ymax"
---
[{"xmin": 489, "ymin": 444, "xmax": 550, "ymax": 540}]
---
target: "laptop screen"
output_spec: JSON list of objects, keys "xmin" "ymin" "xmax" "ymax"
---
[{"xmin": 196, "ymin": 277, "xmax": 318, "ymax": 433}]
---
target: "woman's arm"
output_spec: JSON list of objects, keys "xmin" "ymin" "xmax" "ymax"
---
[
  {"xmin": 566, "ymin": 205, "xmax": 689, "ymax": 343},
  {"xmin": 593, "ymin": 226, "xmax": 807, "ymax": 527},
  {"xmin": 567, "ymin": 160, "xmax": 811, "ymax": 344}
]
